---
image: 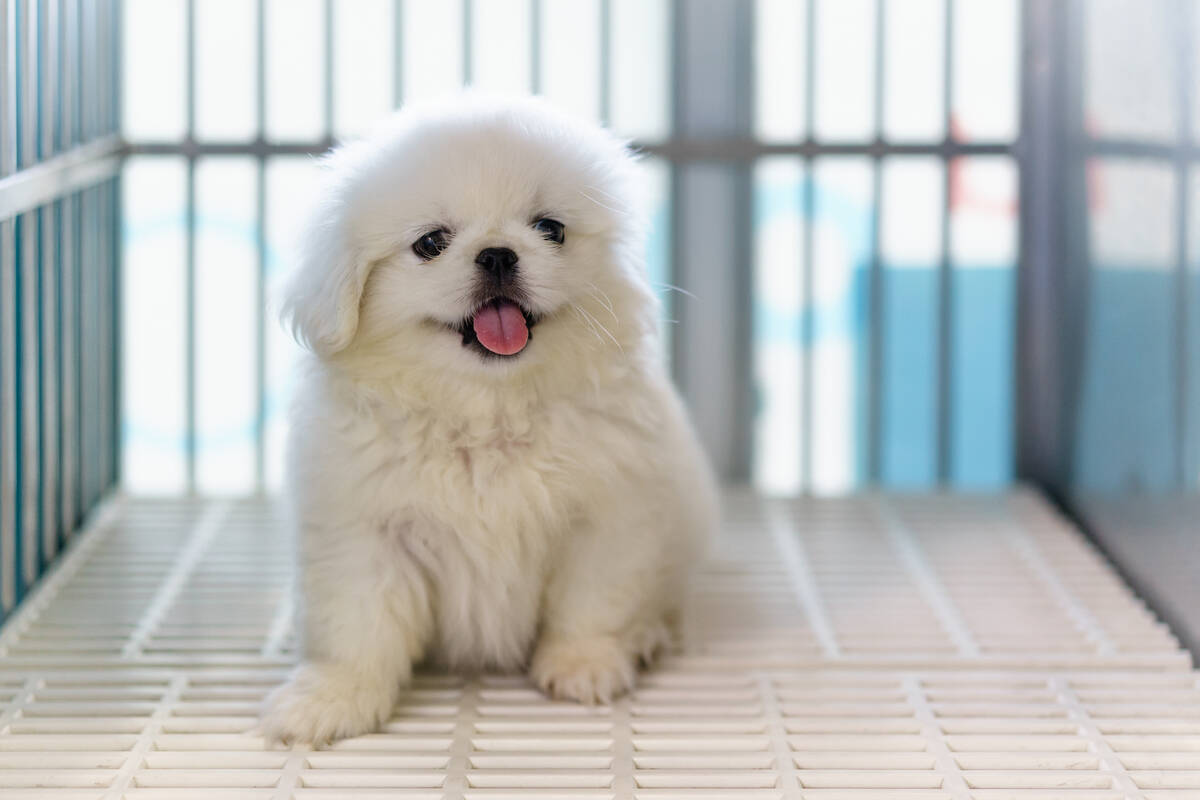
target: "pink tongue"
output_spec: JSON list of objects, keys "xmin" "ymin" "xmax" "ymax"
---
[{"xmin": 472, "ymin": 300, "xmax": 529, "ymax": 355}]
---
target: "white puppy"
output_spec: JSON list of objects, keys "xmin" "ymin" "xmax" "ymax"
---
[{"xmin": 262, "ymin": 95, "xmax": 717, "ymax": 745}]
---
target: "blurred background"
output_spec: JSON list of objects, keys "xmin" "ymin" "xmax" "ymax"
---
[{"xmin": 0, "ymin": 0, "xmax": 1197, "ymax": 644}]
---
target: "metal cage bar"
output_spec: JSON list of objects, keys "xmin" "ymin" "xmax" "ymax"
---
[
  {"xmin": 800, "ymin": 0, "xmax": 817, "ymax": 491},
  {"xmin": 0, "ymin": 0, "xmax": 121, "ymax": 619},
  {"xmin": 935, "ymin": 0, "xmax": 956, "ymax": 483},
  {"xmin": 254, "ymin": 0, "xmax": 267, "ymax": 493},
  {"xmin": 1171, "ymin": 0, "xmax": 1194, "ymax": 489},
  {"xmin": 865, "ymin": 0, "xmax": 885, "ymax": 483},
  {"xmin": 184, "ymin": 0, "xmax": 197, "ymax": 491}
]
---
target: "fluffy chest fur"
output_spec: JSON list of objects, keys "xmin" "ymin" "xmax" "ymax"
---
[
  {"xmin": 290, "ymin": 363, "xmax": 659, "ymax": 671},
  {"xmin": 383, "ymin": 405, "xmax": 578, "ymax": 670}
]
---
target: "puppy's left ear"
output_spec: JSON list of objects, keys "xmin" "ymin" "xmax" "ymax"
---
[{"xmin": 280, "ymin": 214, "xmax": 375, "ymax": 356}]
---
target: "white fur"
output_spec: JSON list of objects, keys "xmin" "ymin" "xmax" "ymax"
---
[{"xmin": 261, "ymin": 95, "xmax": 718, "ymax": 745}]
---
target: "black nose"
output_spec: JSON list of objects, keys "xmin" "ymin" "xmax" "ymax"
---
[{"xmin": 475, "ymin": 247, "xmax": 518, "ymax": 276}]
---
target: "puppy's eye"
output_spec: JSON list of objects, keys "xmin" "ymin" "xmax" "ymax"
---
[
  {"xmin": 532, "ymin": 217, "xmax": 565, "ymax": 245},
  {"xmin": 412, "ymin": 229, "xmax": 450, "ymax": 261}
]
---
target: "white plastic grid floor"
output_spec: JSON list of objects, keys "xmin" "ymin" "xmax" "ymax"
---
[{"xmin": 0, "ymin": 490, "xmax": 1197, "ymax": 798}]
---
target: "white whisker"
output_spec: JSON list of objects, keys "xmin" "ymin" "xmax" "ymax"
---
[
  {"xmin": 585, "ymin": 283, "xmax": 619, "ymax": 324},
  {"xmin": 578, "ymin": 189, "xmax": 626, "ymax": 216},
  {"xmin": 571, "ymin": 304, "xmax": 606, "ymax": 345},
  {"xmin": 653, "ymin": 282, "xmax": 697, "ymax": 300},
  {"xmin": 582, "ymin": 183, "xmax": 622, "ymax": 204},
  {"xmin": 574, "ymin": 303, "xmax": 623, "ymax": 353}
]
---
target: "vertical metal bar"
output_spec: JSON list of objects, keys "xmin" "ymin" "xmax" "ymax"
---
[
  {"xmin": 184, "ymin": 160, "xmax": 196, "ymax": 495},
  {"xmin": 34, "ymin": 199, "xmax": 46, "ymax": 571},
  {"xmin": 12, "ymin": 196, "xmax": 24, "ymax": 599},
  {"xmin": 107, "ymin": 0, "xmax": 115, "ymax": 134},
  {"xmin": 0, "ymin": 204, "xmax": 12, "ymax": 611},
  {"xmin": 598, "ymin": 0, "xmax": 611, "ymax": 126},
  {"xmin": 254, "ymin": 0, "xmax": 267, "ymax": 492},
  {"xmin": 935, "ymin": 0, "xmax": 955, "ymax": 483},
  {"xmin": 106, "ymin": 181, "xmax": 116, "ymax": 495},
  {"xmin": 54, "ymin": 183, "xmax": 66, "ymax": 543},
  {"xmin": 70, "ymin": 0, "xmax": 79, "ymax": 146},
  {"xmin": 109, "ymin": 184, "xmax": 119, "ymax": 493},
  {"xmin": 90, "ymin": 182, "xmax": 100, "ymax": 509},
  {"xmin": 84, "ymin": 1, "xmax": 96, "ymax": 508},
  {"xmin": 96, "ymin": 181, "xmax": 112, "ymax": 507},
  {"xmin": 800, "ymin": 0, "xmax": 816, "ymax": 491},
  {"xmin": 109, "ymin": 0, "xmax": 122, "ymax": 489},
  {"xmin": 670, "ymin": 0, "xmax": 754, "ymax": 480},
  {"xmin": 462, "ymin": 0, "xmax": 473, "ymax": 86},
  {"xmin": 97, "ymin": 0, "xmax": 114, "ymax": 501},
  {"xmin": 75, "ymin": 186, "xmax": 87, "ymax": 508},
  {"xmin": 96, "ymin": 1, "xmax": 108, "ymax": 501},
  {"xmin": 90, "ymin": 0, "xmax": 100, "ymax": 138},
  {"xmin": 75, "ymin": 0, "xmax": 86, "ymax": 509},
  {"xmin": 667, "ymin": 0, "xmax": 683, "ymax": 386},
  {"xmin": 78, "ymin": 0, "xmax": 87, "ymax": 141},
  {"xmin": 528, "ymin": 0, "xmax": 540, "ymax": 94},
  {"xmin": 79, "ymin": 0, "xmax": 91, "ymax": 510},
  {"xmin": 0, "ymin": 0, "xmax": 8, "ymax": 182},
  {"xmin": 69, "ymin": 181, "xmax": 80, "ymax": 523},
  {"xmin": 732, "ymin": 0, "xmax": 756, "ymax": 481},
  {"xmin": 111, "ymin": 0, "xmax": 120, "ymax": 136},
  {"xmin": 23, "ymin": 0, "xmax": 44, "ymax": 580},
  {"xmin": 109, "ymin": 180, "xmax": 120, "ymax": 493},
  {"xmin": 866, "ymin": 0, "xmax": 885, "ymax": 484},
  {"xmin": 530, "ymin": 0, "xmax": 541, "ymax": 95},
  {"xmin": 43, "ymin": 191, "xmax": 58, "ymax": 558},
  {"xmin": 1172, "ymin": 0, "xmax": 1192, "ymax": 489},
  {"xmin": 92, "ymin": 183, "xmax": 103, "ymax": 508},
  {"xmin": 1190, "ymin": 185, "xmax": 1200, "ymax": 488},
  {"xmin": 185, "ymin": 0, "xmax": 197, "ymax": 493},
  {"xmin": 323, "ymin": 0, "xmax": 333, "ymax": 140},
  {"xmin": 38, "ymin": 0, "xmax": 58, "ymax": 564},
  {"xmin": 78, "ymin": 0, "xmax": 89, "ymax": 511},
  {"xmin": 58, "ymin": 0, "xmax": 78, "ymax": 538},
  {"xmin": 16, "ymin": 0, "xmax": 35, "ymax": 599},
  {"xmin": 42, "ymin": 13, "xmax": 58, "ymax": 556},
  {"xmin": 101, "ymin": 0, "xmax": 108, "ymax": 129},
  {"xmin": 77, "ymin": 186, "xmax": 90, "ymax": 509},
  {"xmin": 1015, "ymin": 0, "xmax": 1085, "ymax": 492},
  {"xmin": 59, "ymin": 187, "xmax": 74, "ymax": 536},
  {"xmin": 0, "ymin": 0, "xmax": 14, "ymax": 613},
  {"xmin": 393, "ymin": 0, "xmax": 403, "ymax": 107}
]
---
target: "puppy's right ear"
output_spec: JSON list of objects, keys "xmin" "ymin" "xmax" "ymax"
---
[{"xmin": 280, "ymin": 214, "xmax": 374, "ymax": 356}]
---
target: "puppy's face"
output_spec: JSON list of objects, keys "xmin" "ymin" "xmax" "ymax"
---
[
  {"xmin": 356, "ymin": 129, "xmax": 607, "ymax": 365},
  {"xmin": 286, "ymin": 97, "xmax": 652, "ymax": 378}
]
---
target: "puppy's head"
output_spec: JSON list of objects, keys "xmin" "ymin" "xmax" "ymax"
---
[{"xmin": 283, "ymin": 95, "xmax": 656, "ymax": 378}]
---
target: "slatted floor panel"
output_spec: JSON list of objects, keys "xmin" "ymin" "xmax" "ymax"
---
[{"xmin": 0, "ymin": 490, "xmax": 1196, "ymax": 799}]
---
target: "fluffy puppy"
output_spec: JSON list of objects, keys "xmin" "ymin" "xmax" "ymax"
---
[{"xmin": 262, "ymin": 95, "xmax": 717, "ymax": 745}]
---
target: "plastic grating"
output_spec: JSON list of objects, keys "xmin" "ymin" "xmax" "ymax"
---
[{"xmin": 0, "ymin": 490, "xmax": 1196, "ymax": 799}]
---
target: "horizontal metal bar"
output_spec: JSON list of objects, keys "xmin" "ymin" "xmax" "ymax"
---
[
  {"xmin": 125, "ymin": 137, "xmax": 1016, "ymax": 161},
  {"xmin": 1082, "ymin": 138, "xmax": 1200, "ymax": 159},
  {"xmin": 0, "ymin": 135, "xmax": 121, "ymax": 221},
  {"xmin": 127, "ymin": 138, "xmax": 337, "ymax": 158},
  {"xmin": 641, "ymin": 139, "xmax": 1015, "ymax": 160},
  {"xmin": 143, "ymin": 134, "xmax": 1200, "ymax": 164}
]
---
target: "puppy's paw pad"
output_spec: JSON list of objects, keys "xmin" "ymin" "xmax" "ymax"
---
[
  {"xmin": 530, "ymin": 636, "xmax": 636, "ymax": 705},
  {"xmin": 261, "ymin": 664, "xmax": 393, "ymax": 747}
]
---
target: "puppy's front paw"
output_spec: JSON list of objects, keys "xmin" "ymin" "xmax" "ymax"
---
[
  {"xmin": 261, "ymin": 663, "xmax": 395, "ymax": 746},
  {"xmin": 530, "ymin": 636, "xmax": 636, "ymax": 705}
]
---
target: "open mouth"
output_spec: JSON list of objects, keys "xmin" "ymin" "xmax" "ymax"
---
[{"xmin": 454, "ymin": 298, "xmax": 538, "ymax": 358}]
